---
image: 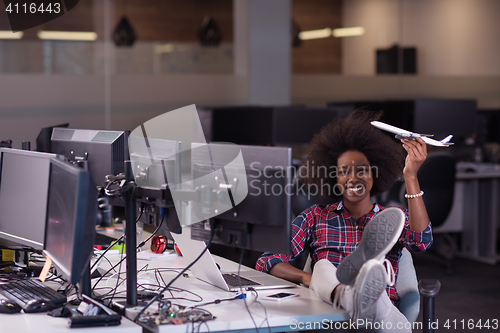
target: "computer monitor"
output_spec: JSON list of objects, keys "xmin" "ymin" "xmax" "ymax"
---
[
  {"xmin": 210, "ymin": 106, "xmax": 275, "ymax": 146},
  {"xmin": 129, "ymin": 136, "xmax": 182, "ymax": 233},
  {"xmin": 50, "ymin": 128, "xmax": 129, "ymax": 187},
  {"xmin": 43, "ymin": 158, "xmax": 98, "ymax": 285},
  {"xmin": 189, "ymin": 144, "xmax": 292, "ymax": 255},
  {"xmin": 327, "ymin": 100, "xmax": 415, "ymax": 131},
  {"xmin": 272, "ymin": 107, "xmax": 337, "ymax": 146},
  {"xmin": 129, "ymin": 136, "xmax": 181, "ymax": 189},
  {"xmin": 413, "ymin": 99, "xmax": 477, "ymax": 140},
  {"xmin": 35, "ymin": 123, "xmax": 70, "ymax": 153},
  {"xmin": 0, "ymin": 148, "xmax": 61, "ymax": 250}
]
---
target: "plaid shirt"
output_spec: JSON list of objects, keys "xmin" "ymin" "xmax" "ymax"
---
[{"xmin": 255, "ymin": 201, "xmax": 433, "ymax": 306}]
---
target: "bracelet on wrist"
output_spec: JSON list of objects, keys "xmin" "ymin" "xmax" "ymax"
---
[{"xmin": 405, "ymin": 190, "xmax": 424, "ymax": 199}]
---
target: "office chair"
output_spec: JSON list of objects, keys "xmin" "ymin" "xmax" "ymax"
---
[
  {"xmin": 291, "ymin": 177, "xmax": 441, "ymax": 328},
  {"xmin": 400, "ymin": 152, "xmax": 457, "ymax": 274},
  {"xmin": 415, "ymin": 152, "xmax": 456, "ymax": 228}
]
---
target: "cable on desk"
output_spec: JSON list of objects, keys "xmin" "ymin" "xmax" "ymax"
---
[
  {"xmin": 138, "ymin": 210, "xmax": 165, "ymax": 248},
  {"xmin": 91, "ymin": 212, "xmax": 164, "ymax": 296},
  {"xmin": 90, "ymin": 202, "xmax": 146, "ymax": 274},
  {"xmin": 98, "ymin": 284, "xmax": 204, "ymax": 307},
  {"xmin": 254, "ymin": 299, "xmax": 272, "ymax": 332},
  {"xmin": 194, "ymin": 318, "xmax": 212, "ymax": 333},
  {"xmin": 133, "ymin": 221, "xmax": 217, "ymax": 322},
  {"xmin": 188, "ymin": 293, "xmax": 248, "ymax": 309},
  {"xmin": 94, "ymin": 253, "xmax": 118, "ymax": 275},
  {"xmin": 236, "ymin": 225, "xmax": 264, "ymax": 333},
  {"xmin": 108, "ymin": 241, "xmax": 126, "ymax": 304},
  {"xmin": 160, "ymin": 286, "xmax": 203, "ymax": 304},
  {"xmin": 154, "ymin": 266, "xmax": 167, "ymax": 290},
  {"xmin": 93, "ymin": 258, "xmax": 196, "ymax": 305},
  {"xmin": 102, "ymin": 256, "xmax": 150, "ymax": 301}
]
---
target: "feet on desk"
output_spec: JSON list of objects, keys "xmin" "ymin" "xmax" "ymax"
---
[
  {"xmin": 334, "ymin": 259, "xmax": 386, "ymax": 324},
  {"xmin": 336, "ymin": 207, "xmax": 405, "ymax": 285},
  {"xmin": 311, "ymin": 259, "xmax": 410, "ymax": 332}
]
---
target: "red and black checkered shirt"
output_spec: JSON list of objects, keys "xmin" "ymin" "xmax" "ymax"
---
[{"xmin": 255, "ymin": 201, "xmax": 433, "ymax": 306}]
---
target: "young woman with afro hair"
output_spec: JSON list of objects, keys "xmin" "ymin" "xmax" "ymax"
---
[{"xmin": 256, "ymin": 109, "xmax": 433, "ymax": 332}]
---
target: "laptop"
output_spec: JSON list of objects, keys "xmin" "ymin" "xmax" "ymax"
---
[{"xmin": 171, "ymin": 229, "xmax": 296, "ymax": 292}]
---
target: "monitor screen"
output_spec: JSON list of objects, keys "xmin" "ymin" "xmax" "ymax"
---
[
  {"xmin": 50, "ymin": 128, "xmax": 129, "ymax": 187},
  {"xmin": 414, "ymin": 99, "xmax": 477, "ymax": 139},
  {"xmin": 0, "ymin": 148, "xmax": 60, "ymax": 250},
  {"xmin": 43, "ymin": 158, "xmax": 97, "ymax": 284},
  {"xmin": 190, "ymin": 144, "xmax": 292, "ymax": 254},
  {"xmin": 210, "ymin": 106, "xmax": 275, "ymax": 146},
  {"xmin": 327, "ymin": 100, "xmax": 415, "ymax": 132},
  {"xmin": 272, "ymin": 107, "xmax": 337, "ymax": 146}
]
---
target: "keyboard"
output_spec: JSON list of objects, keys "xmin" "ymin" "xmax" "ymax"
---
[
  {"xmin": 0, "ymin": 278, "xmax": 66, "ymax": 310},
  {"xmin": 222, "ymin": 273, "xmax": 260, "ymax": 287}
]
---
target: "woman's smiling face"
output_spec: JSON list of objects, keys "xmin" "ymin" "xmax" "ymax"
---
[{"xmin": 336, "ymin": 150, "xmax": 374, "ymax": 204}]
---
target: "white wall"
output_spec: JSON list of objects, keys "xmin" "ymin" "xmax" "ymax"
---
[
  {"xmin": 342, "ymin": 0, "xmax": 500, "ymax": 76},
  {"xmin": 0, "ymin": 74, "xmax": 247, "ymax": 149},
  {"xmin": 294, "ymin": 0, "xmax": 500, "ymax": 108},
  {"xmin": 292, "ymin": 75, "xmax": 500, "ymax": 109}
]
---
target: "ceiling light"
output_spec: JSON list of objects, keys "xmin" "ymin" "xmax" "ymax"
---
[
  {"xmin": 37, "ymin": 31, "xmax": 98, "ymax": 41},
  {"xmin": 155, "ymin": 44, "xmax": 175, "ymax": 54},
  {"xmin": 0, "ymin": 31, "xmax": 23, "ymax": 39},
  {"xmin": 298, "ymin": 28, "xmax": 332, "ymax": 41},
  {"xmin": 332, "ymin": 27, "xmax": 365, "ymax": 38}
]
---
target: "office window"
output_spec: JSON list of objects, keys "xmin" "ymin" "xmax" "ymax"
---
[{"xmin": 0, "ymin": 0, "xmax": 234, "ymax": 75}]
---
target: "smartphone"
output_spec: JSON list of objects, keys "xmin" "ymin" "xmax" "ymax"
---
[{"xmin": 263, "ymin": 292, "xmax": 299, "ymax": 301}]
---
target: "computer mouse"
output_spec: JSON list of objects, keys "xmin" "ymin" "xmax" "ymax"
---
[
  {"xmin": 23, "ymin": 299, "xmax": 56, "ymax": 313},
  {"xmin": 0, "ymin": 299, "xmax": 22, "ymax": 314}
]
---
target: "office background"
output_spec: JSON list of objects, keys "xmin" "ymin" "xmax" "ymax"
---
[
  {"xmin": 0, "ymin": 0, "xmax": 499, "ymax": 149},
  {"xmin": 0, "ymin": 1, "xmax": 499, "ymax": 331}
]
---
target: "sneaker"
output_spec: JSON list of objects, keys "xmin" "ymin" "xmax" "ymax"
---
[
  {"xmin": 336, "ymin": 207, "xmax": 405, "ymax": 285},
  {"xmin": 334, "ymin": 259, "xmax": 387, "ymax": 323},
  {"xmin": 374, "ymin": 289, "xmax": 412, "ymax": 332}
]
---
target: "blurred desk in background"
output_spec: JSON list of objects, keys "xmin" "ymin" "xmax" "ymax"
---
[{"xmin": 435, "ymin": 163, "xmax": 500, "ymax": 264}]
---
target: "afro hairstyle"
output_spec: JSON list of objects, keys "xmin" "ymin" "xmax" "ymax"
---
[{"xmin": 300, "ymin": 108, "xmax": 406, "ymax": 197}]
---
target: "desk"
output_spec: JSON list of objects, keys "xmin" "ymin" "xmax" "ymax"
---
[
  {"xmin": 92, "ymin": 251, "xmax": 347, "ymax": 333},
  {"xmin": 0, "ymin": 252, "xmax": 346, "ymax": 333},
  {"xmin": 434, "ymin": 166, "xmax": 500, "ymax": 264},
  {"xmin": 456, "ymin": 170, "xmax": 500, "ymax": 264}
]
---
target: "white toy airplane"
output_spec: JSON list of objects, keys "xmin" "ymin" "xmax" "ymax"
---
[{"xmin": 371, "ymin": 121, "xmax": 454, "ymax": 147}]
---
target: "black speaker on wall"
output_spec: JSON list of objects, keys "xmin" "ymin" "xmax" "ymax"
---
[{"xmin": 376, "ymin": 44, "xmax": 417, "ymax": 74}]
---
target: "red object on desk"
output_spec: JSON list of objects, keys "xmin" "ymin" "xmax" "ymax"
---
[
  {"xmin": 151, "ymin": 235, "xmax": 167, "ymax": 254},
  {"xmin": 174, "ymin": 243, "xmax": 182, "ymax": 256}
]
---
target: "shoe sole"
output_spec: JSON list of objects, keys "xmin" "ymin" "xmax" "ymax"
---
[
  {"xmin": 336, "ymin": 207, "xmax": 405, "ymax": 285},
  {"xmin": 352, "ymin": 261, "xmax": 386, "ymax": 323}
]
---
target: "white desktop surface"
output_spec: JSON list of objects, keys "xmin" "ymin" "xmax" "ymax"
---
[
  {"xmin": 0, "ymin": 238, "xmax": 346, "ymax": 333},
  {"xmin": 93, "ymin": 250, "xmax": 348, "ymax": 333}
]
